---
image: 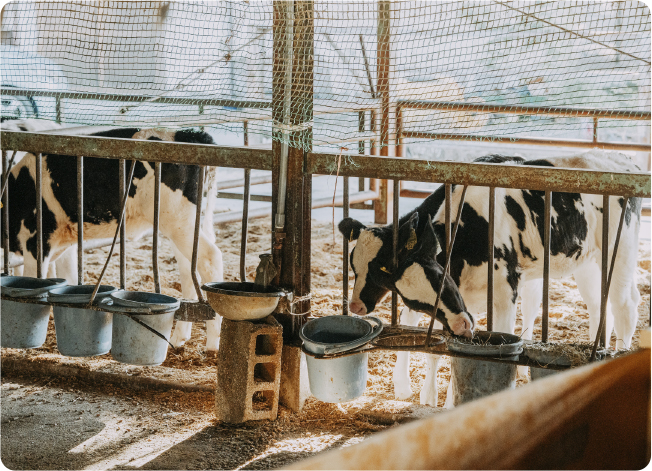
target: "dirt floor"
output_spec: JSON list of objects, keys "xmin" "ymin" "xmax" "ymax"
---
[{"xmin": 1, "ymin": 217, "xmax": 650, "ymax": 469}]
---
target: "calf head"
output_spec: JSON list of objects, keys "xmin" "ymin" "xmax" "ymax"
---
[
  {"xmin": 393, "ymin": 216, "xmax": 474, "ymax": 338},
  {"xmin": 338, "ymin": 213, "xmax": 420, "ymax": 315}
]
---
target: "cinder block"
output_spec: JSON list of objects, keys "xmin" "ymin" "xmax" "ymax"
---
[{"xmin": 215, "ymin": 315, "xmax": 283, "ymax": 423}]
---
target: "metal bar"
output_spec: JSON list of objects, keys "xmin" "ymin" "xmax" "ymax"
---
[
  {"xmin": 359, "ymin": 34, "xmax": 376, "ymax": 99},
  {"xmin": 77, "ymin": 156, "xmax": 84, "ymax": 285},
  {"xmin": 0, "ymin": 151, "xmax": 17, "ymax": 200},
  {"xmin": 592, "ymin": 197, "xmax": 629, "ymax": 361},
  {"xmin": 358, "ymin": 110, "xmax": 365, "ymax": 192},
  {"xmin": 593, "ymin": 117, "xmax": 599, "ymax": 144},
  {"xmin": 396, "ymin": 100, "xmax": 651, "ymax": 120},
  {"xmin": 376, "ymin": 0, "xmax": 390, "ymax": 225},
  {"xmin": 191, "ymin": 167, "xmax": 206, "ymax": 302},
  {"xmin": 0, "ymin": 87, "xmax": 272, "ymax": 110},
  {"xmin": 55, "ymin": 96, "xmax": 61, "ymax": 124},
  {"xmin": 343, "ymin": 175, "xmax": 349, "ymax": 316},
  {"xmin": 445, "ymin": 184, "xmax": 452, "ymax": 265},
  {"xmin": 600, "ymin": 194, "xmax": 610, "ymax": 347},
  {"xmin": 119, "ymin": 160, "xmax": 126, "ymax": 290},
  {"xmin": 306, "ymin": 153, "xmax": 651, "ymax": 198},
  {"xmin": 36, "ymin": 153, "xmax": 43, "ymax": 278},
  {"xmin": 425, "ymin": 186, "xmax": 468, "ymax": 346},
  {"xmin": 392, "ymin": 178, "xmax": 399, "ymax": 326},
  {"xmin": 401, "ymin": 132, "xmax": 651, "ymax": 153},
  {"xmin": 1, "ymin": 132, "xmax": 273, "ymax": 170},
  {"xmin": 487, "ymin": 186, "xmax": 495, "ymax": 331},
  {"xmin": 542, "ymin": 190, "xmax": 552, "ymax": 342},
  {"xmin": 216, "ymin": 175, "xmax": 272, "ymax": 191},
  {"xmin": 153, "ymin": 162, "xmax": 161, "ymax": 293},
  {"xmin": 2, "ymin": 151, "xmax": 9, "ymax": 274},
  {"xmin": 217, "ymin": 192, "xmax": 272, "ymax": 202},
  {"xmin": 241, "ymin": 171, "xmax": 251, "ymax": 280}
]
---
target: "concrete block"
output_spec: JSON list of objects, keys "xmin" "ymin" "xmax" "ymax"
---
[{"xmin": 215, "ymin": 315, "xmax": 283, "ymax": 423}]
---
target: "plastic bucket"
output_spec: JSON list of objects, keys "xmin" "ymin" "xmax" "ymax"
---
[
  {"xmin": 102, "ymin": 291, "xmax": 180, "ymax": 366},
  {"xmin": 1, "ymin": 276, "xmax": 67, "ymax": 348},
  {"xmin": 49, "ymin": 285, "xmax": 117, "ymax": 357},
  {"xmin": 447, "ymin": 331, "xmax": 523, "ymax": 406},
  {"xmin": 300, "ymin": 315, "xmax": 383, "ymax": 403}
]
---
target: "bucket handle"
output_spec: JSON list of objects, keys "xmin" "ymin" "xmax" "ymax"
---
[{"xmin": 323, "ymin": 316, "xmax": 384, "ymax": 355}]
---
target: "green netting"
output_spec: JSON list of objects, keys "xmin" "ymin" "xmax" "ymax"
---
[{"xmin": 1, "ymin": 1, "xmax": 649, "ymax": 152}]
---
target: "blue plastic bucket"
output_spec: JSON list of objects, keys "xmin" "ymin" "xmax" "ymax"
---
[
  {"xmin": 1, "ymin": 276, "xmax": 67, "ymax": 349},
  {"xmin": 102, "ymin": 291, "xmax": 179, "ymax": 366},
  {"xmin": 300, "ymin": 315, "xmax": 383, "ymax": 403},
  {"xmin": 49, "ymin": 285, "xmax": 117, "ymax": 357}
]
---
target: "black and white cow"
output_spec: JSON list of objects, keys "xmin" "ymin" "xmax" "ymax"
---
[
  {"xmin": 339, "ymin": 151, "xmax": 642, "ymax": 405},
  {"xmin": 4, "ymin": 125, "xmax": 223, "ymax": 351}
]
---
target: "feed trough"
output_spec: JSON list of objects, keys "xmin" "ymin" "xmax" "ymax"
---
[
  {"xmin": 201, "ymin": 282, "xmax": 286, "ymax": 322},
  {"xmin": 447, "ymin": 331, "xmax": 523, "ymax": 406}
]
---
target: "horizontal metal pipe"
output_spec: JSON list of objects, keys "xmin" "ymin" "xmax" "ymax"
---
[
  {"xmin": 216, "ymin": 175, "xmax": 272, "ymax": 190},
  {"xmin": 217, "ymin": 192, "xmax": 272, "ymax": 202},
  {"xmin": 307, "ymin": 154, "xmax": 651, "ymax": 198},
  {"xmin": 401, "ymin": 132, "xmax": 651, "ymax": 153},
  {"xmin": 1, "ymin": 132, "xmax": 273, "ymax": 170},
  {"xmin": 397, "ymin": 100, "xmax": 651, "ymax": 120}
]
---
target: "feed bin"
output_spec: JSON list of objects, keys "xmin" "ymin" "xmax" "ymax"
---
[
  {"xmin": 102, "ymin": 291, "xmax": 180, "ymax": 366},
  {"xmin": 300, "ymin": 315, "xmax": 383, "ymax": 403},
  {"xmin": 1, "ymin": 276, "xmax": 67, "ymax": 348},
  {"xmin": 447, "ymin": 331, "xmax": 523, "ymax": 406},
  {"xmin": 49, "ymin": 285, "xmax": 117, "ymax": 357}
]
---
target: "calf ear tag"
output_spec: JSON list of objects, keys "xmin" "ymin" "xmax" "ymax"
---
[
  {"xmin": 405, "ymin": 228, "xmax": 417, "ymax": 250},
  {"xmin": 380, "ymin": 266, "xmax": 392, "ymax": 274},
  {"xmin": 349, "ymin": 229, "xmax": 354, "ymax": 242}
]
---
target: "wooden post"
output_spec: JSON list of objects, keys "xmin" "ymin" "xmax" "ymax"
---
[
  {"xmin": 272, "ymin": 0, "xmax": 313, "ymax": 413},
  {"xmin": 375, "ymin": 0, "xmax": 391, "ymax": 224}
]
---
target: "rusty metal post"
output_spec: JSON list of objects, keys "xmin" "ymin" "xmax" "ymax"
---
[
  {"xmin": 119, "ymin": 159, "xmax": 126, "ymax": 289},
  {"xmin": 542, "ymin": 190, "xmax": 552, "ymax": 342},
  {"xmin": 445, "ymin": 184, "xmax": 452, "ymax": 259},
  {"xmin": 343, "ymin": 175, "xmax": 349, "ymax": 315},
  {"xmin": 36, "ymin": 153, "xmax": 43, "ymax": 278},
  {"xmin": 273, "ymin": 0, "xmax": 313, "ymax": 412},
  {"xmin": 77, "ymin": 156, "xmax": 84, "ymax": 285},
  {"xmin": 600, "ymin": 194, "xmax": 610, "ymax": 347},
  {"xmin": 240, "ymin": 123, "xmax": 252, "ymax": 282},
  {"xmin": 375, "ymin": 0, "xmax": 390, "ymax": 225},
  {"xmin": 3, "ymin": 151, "xmax": 10, "ymax": 275},
  {"xmin": 392, "ymin": 178, "xmax": 399, "ymax": 326},
  {"xmin": 358, "ymin": 111, "xmax": 365, "ymax": 191},
  {"xmin": 191, "ymin": 166, "xmax": 206, "ymax": 302},
  {"xmin": 153, "ymin": 162, "xmax": 161, "ymax": 293},
  {"xmin": 487, "ymin": 186, "xmax": 495, "ymax": 331}
]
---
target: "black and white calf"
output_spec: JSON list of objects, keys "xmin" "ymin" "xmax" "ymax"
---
[
  {"xmin": 339, "ymin": 151, "xmax": 642, "ymax": 405},
  {"xmin": 5, "ymin": 126, "xmax": 223, "ymax": 351}
]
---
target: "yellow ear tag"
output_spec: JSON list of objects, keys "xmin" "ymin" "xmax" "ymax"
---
[
  {"xmin": 349, "ymin": 229, "xmax": 354, "ymax": 243},
  {"xmin": 380, "ymin": 266, "xmax": 392, "ymax": 274},
  {"xmin": 405, "ymin": 228, "xmax": 417, "ymax": 250}
]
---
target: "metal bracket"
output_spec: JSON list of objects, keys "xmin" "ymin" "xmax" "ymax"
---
[{"xmin": 174, "ymin": 300, "xmax": 216, "ymax": 322}]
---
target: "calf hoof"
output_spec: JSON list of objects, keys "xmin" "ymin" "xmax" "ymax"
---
[
  {"xmin": 517, "ymin": 365, "xmax": 529, "ymax": 380},
  {"xmin": 419, "ymin": 386, "xmax": 438, "ymax": 407},
  {"xmin": 394, "ymin": 384, "xmax": 413, "ymax": 401}
]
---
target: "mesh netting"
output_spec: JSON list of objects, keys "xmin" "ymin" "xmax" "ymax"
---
[{"xmin": 1, "ymin": 1, "xmax": 650, "ymax": 152}]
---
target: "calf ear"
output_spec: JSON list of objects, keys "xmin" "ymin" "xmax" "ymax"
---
[
  {"xmin": 338, "ymin": 218, "xmax": 366, "ymax": 241},
  {"xmin": 415, "ymin": 216, "xmax": 439, "ymax": 259},
  {"xmin": 399, "ymin": 212, "xmax": 419, "ymax": 251}
]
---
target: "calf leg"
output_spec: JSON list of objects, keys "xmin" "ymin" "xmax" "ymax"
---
[
  {"xmin": 574, "ymin": 262, "xmax": 614, "ymax": 346},
  {"xmin": 53, "ymin": 246, "xmax": 78, "ymax": 285},
  {"xmin": 393, "ymin": 307, "xmax": 418, "ymax": 400},
  {"xmin": 169, "ymin": 244, "xmax": 195, "ymax": 348},
  {"xmin": 607, "ymin": 237, "xmax": 640, "ymax": 349},
  {"xmin": 518, "ymin": 279, "xmax": 542, "ymax": 378}
]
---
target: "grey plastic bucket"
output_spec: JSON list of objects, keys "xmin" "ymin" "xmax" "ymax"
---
[
  {"xmin": 300, "ymin": 315, "xmax": 383, "ymax": 403},
  {"xmin": 1, "ymin": 276, "xmax": 67, "ymax": 349},
  {"xmin": 447, "ymin": 331, "xmax": 523, "ymax": 406},
  {"xmin": 102, "ymin": 291, "xmax": 180, "ymax": 366},
  {"xmin": 49, "ymin": 285, "xmax": 117, "ymax": 357}
]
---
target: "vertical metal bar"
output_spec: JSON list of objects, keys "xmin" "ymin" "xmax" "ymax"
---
[
  {"xmin": 3, "ymin": 151, "xmax": 9, "ymax": 275},
  {"xmin": 445, "ymin": 184, "xmax": 452, "ymax": 262},
  {"xmin": 240, "ymin": 121, "xmax": 251, "ymax": 282},
  {"xmin": 343, "ymin": 175, "xmax": 349, "ymax": 315},
  {"xmin": 153, "ymin": 162, "xmax": 161, "ymax": 293},
  {"xmin": 36, "ymin": 153, "xmax": 43, "ymax": 278},
  {"xmin": 358, "ymin": 110, "xmax": 365, "ymax": 191},
  {"xmin": 119, "ymin": 159, "xmax": 126, "ymax": 289},
  {"xmin": 593, "ymin": 116, "xmax": 599, "ymax": 144},
  {"xmin": 542, "ymin": 190, "xmax": 552, "ymax": 342},
  {"xmin": 600, "ymin": 194, "xmax": 610, "ymax": 347},
  {"xmin": 487, "ymin": 186, "xmax": 495, "ymax": 331},
  {"xmin": 392, "ymin": 178, "xmax": 399, "ymax": 326},
  {"xmin": 56, "ymin": 96, "xmax": 61, "ymax": 124},
  {"xmin": 77, "ymin": 156, "xmax": 84, "ymax": 285},
  {"xmin": 191, "ymin": 166, "xmax": 206, "ymax": 302}
]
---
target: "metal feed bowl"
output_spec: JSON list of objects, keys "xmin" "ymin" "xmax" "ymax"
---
[{"xmin": 201, "ymin": 282, "xmax": 286, "ymax": 321}]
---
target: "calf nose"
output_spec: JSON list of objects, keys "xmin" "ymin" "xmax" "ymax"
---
[
  {"xmin": 349, "ymin": 300, "xmax": 367, "ymax": 316},
  {"xmin": 451, "ymin": 314, "xmax": 474, "ymax": 338}
]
